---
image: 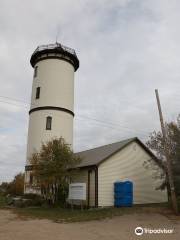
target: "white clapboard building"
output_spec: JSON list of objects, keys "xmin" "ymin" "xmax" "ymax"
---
[
  {"xmin": 73, "ymin": 137, "xmax": 167, "ymax": 207},
  {"xmin": 24, "ymin": 42, "xmax": 167, "ymax": 206}
]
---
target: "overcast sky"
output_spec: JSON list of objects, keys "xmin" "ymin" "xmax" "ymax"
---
[{"xmin": 0, "ymin": 0, "xmax": 180, "ymax": 182}]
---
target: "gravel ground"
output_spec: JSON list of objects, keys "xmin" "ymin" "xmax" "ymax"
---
[{"xmin": 0, "ymin": 209, "xmax": 180, "ymax": 240}]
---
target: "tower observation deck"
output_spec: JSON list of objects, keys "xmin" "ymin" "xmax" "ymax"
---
[{"xmin": 30, "ymin": 42, "xmax": 79, "ymax": 71}]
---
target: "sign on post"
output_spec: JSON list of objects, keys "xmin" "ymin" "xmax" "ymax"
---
[{"xmin": 68, "ymin": 183, "xmax": 86, "ymax": 200}]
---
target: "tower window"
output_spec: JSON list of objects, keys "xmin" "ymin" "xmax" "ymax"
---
[
  {"xmin": 30, "ymin": 174, "xmax": 33, "ymax": 184},
  {"xmin": 46, "ymin": 116, "xmax": 52, "ymax": 130},
  {"xmin": 34, "ymin": 66, "xmax": 38, "ymax": 77},
  {"xmin": 36, "ymin": 87, "xmax": 40, "ymax": 99}
]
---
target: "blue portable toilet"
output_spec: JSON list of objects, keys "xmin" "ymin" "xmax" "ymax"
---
[
  {"xmin": 114, "ymin": 181, "xmax": 133, "ymax": 207},
  {"xmin": 124, "ymin": 181, "xmax": 133, "ymax": 193},
  {"xmin": 114, "ymin": 182, "xmax": 124, "ymax": 193}
]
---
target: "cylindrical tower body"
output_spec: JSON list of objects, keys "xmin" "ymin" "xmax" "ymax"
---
[{"xmin": 24, "ymin": 43, "xmax": 79, "ymax": 193}]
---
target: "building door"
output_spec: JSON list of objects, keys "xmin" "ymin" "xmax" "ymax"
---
[{"xmin": 88, "ymin": 169, "xmax": 96, "ymax": 207}]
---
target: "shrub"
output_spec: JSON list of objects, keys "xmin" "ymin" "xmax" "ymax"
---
[
  {"xmin": 23, "ymin": 194, "xmax": 45, "ymax": 206},
  {"xmin": 57, "ymin": 184, "xmax": 69, "ymax": 207},
  {"xmin": 22, "ymin": 193, "xmax": 40, "ymax": 199}
]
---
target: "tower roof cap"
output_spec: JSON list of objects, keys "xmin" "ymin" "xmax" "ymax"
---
[{"xmin": 30, "ymin": 42, "xmax": 79, "ymax": 71}]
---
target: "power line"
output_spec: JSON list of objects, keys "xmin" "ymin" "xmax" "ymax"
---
[
  {"xmin": 76, "ymin": 115, "xmax": 150, "ymax": 136},
  {"xmin": 0, "ymin": 99, "xmax": 28, "ymax": 108},
  {"xmin": 0, "ymin": 94, "xmax": 154, "ymax": 110},
  {"xmin": 3, "ymin": 93, "xmax": 178, "ymax": 124},
  {"xmin": 0, "ymin": 94, "xmax": 153, "ymax": 137},
  {"xmin": 0, "ymin": 95, "xmax": 29, "ymax": 105},
  {"xmin": 76, "ymin": 117, "xmax": 149, "ymax": 138}
]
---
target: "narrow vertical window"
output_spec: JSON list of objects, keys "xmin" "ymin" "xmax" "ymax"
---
[
  {"xmin": 36, "ymin": 87, "xmax": 40, "ymax": 99},
  {"xmin": 34, "ymin": 66, "xmax": 38, "ymax": 77},
  {"xmin": 46, "ymin": 116, "xmax": 52, "ymax": 130},
  {"xmin": 30, "ymin": 174, "xmax": 33, "ymax": 184}
]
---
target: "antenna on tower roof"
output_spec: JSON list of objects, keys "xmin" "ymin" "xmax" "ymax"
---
[
  {"xmin": 56, "ymin": 26, "xmax": 60, "ymax": 44},
  {"xmin": 55, "ymin": 32, "xmax": 58, "ymax": 44}
]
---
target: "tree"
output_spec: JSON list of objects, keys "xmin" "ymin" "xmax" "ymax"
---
[
  {"xmin": 12, "ymin": 173, "xmax": 25, "ymax": 195},
  {"xmin": 0, "ymin": 173, "xmax": 24, "ymax": 196},
  {"xmin": 0, "ymin": 182, "xmax": 9, "ymax": 194},
  {"xmin": 146, "ymin": 115, "xmax": 180, "ymax": 197},
  {"xmin": 29, "ymin": 137, "xmax": 81, "ymax": 205}
]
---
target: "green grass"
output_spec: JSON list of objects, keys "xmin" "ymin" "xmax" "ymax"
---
[
  {"xmin": 14, "ymin": 207, "xmax": 136, "ymax": 222},
  {"xmin": 13, "ymin": 203, "xmax": 171, "ymax": 223},
  {"xmin": 0, "ymin": 193, "xmax": 6, "ymax": 208},
  {"xmin": 0, "ymin": 192, "xmax": 177, "ymax": 223}
]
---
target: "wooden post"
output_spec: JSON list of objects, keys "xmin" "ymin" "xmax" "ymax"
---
[{"xmin": 155, "ymin": 89, "xmax": 178, "ymax": 215}]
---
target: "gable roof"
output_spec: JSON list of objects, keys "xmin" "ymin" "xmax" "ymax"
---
[{"xmin": 75, "ymin": 137, "xmax": 157, "ymax": 168}]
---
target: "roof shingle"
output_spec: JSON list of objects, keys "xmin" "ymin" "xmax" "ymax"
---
[{"xmin": 75, "ymin": 138, "xmax": 136, "ymax": 168}]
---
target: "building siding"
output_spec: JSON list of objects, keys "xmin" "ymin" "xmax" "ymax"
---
[
  {"xmin": 27, "ymin": 59, "xmax": 74, "ymax": 161},
  {"xmin": 98, "ymin": 142, "xmax": 167, "ymax": 206},
  {"xmin": 72, "ymin": 169, "xmax": 95, "ymax": 207},
  {"xmin": 26, "ymin": 110, "xmax": 73, "ymax": 164},
  {"xmin": 25, "ymin": 53, "xmax": 76, "ymax": 194}
]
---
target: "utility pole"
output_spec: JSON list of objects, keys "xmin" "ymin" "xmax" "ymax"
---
[{"xmin": 155, "ymin": 89, "xmax": 178, "ymax": 215}]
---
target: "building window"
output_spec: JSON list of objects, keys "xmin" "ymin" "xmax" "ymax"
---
[
  {"xmin": 36, "ymin": 87, "xmax": 40, "ymax": 99},
  {"xmin": 34, "ymin": 66, "xmax": 38, "ymax": 77},
  {"xmin": 46, "ymin": 116, "xmax": 52, "ymax": 130},
  {"xmin": 30, "ymin": 174, "xmax": 33, "ymax": 184}
]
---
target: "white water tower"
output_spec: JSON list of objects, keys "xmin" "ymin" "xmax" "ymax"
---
[{"xmin": 24, "ymin": 43, "xmax": 79, "ymax": 193}]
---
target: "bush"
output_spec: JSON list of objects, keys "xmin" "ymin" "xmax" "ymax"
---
[
  {"xmin": 14, "ymin": 199, "xmax": 25, "ymax": 208},
  {"xmin": 5, "ymin": 194, "xmax": 45, "ymax": 208},
  {"xmin": 0, "ymin": 193, "xmax": 7, "ymax": 207},
  {"xmin": 6, "ymin": 195, "xmax": 14, "ymax": 205},
  {"xmin": 57, "ymin": 184, "xmax": 69, "ymax": 207},
  {"xmin": 22, "ymin": 193, "xmax": 40, "ymax": 199},
  {"xmin": 22, "ymin": 194, "xmax": 45, "ymax": 207}
]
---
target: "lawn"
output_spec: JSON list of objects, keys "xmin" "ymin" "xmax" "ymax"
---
[
  {"xmin": 13, "ymin": 203, "xmax": 171, "ymax": 223},
  {"xmin": 0, "ymin": 193, "xmax": 6, "ymax": 208},
  {"xmin": 0, "ymin": 192, "xmax": 177, "ymax": 223}
]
